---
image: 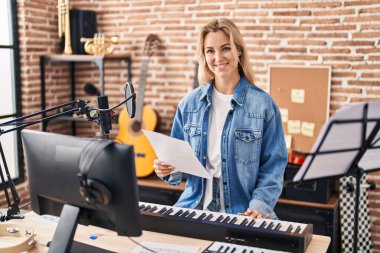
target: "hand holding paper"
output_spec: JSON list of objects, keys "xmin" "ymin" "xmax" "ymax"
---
[{"xmin": 142, "ymin": 130, "xmax": 211, "ymax": 179}]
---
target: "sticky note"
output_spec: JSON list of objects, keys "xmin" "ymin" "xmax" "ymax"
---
[
  {"xmin": 279, "ymin": 108, "xmax": 288, "ymax": 122},
  {"xmin": 301, "ymin": 121, "xmax": 315, "ymax": 137},
  {"xmin": 288, "ymin": 120, "xmax": 301, "ymax": 134},
  {"xmin": 291, "ymin": 89, "xmax": 305, "ymax": 104}
]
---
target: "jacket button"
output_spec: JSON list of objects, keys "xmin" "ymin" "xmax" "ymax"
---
[
  {"xmin": 203, "ymin": 156, "xmax": 206, "ymax": 160},
  {"xmin": 222, "ymin": 158, "xmax": 226, "ymax": 162},
  {"xmin": 226, "ymin": 205, "xmax": 229, "ymax": 209},
  {"xmin": 223, "ymin": 181, "xmax": 227, "ymax": 185}
]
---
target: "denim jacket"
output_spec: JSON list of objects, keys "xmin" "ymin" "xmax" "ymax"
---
[{"xmin": 163, "ymin": 76, "xmax": 287, "ymax": 218}]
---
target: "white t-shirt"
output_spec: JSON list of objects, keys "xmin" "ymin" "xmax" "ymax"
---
[{"xmin": 203, "ymin": 87, "xmax": 232, "ymax": 210}]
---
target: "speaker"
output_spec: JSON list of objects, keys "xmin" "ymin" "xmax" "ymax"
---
[
  {"xmin": 274, "ymin": 197, "xmax": 340, "ymax": 253},
  {"xmin": 283, "ymin": 163, "xmax": 332, "ymax": 203},
  {"xmin": 70, "ymin": 9, "xmax": 97, "ymax": 54}
]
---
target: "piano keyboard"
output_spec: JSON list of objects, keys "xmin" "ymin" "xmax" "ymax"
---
[
  {"xmin": 139, "ymin": 202, "xmax": 313, "ymax": 253},
  {"xmin": 203, "ymin": 241, "xmax": 291, "ymax": 253}
]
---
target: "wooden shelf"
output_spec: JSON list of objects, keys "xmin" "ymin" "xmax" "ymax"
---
[
  {"xmin": 278, "ymin": 193, "xmax": 339, "ymax": 209},
  {"xmin": 137, "ymin": 175, "xmax": 339, "ymax": 208},
  {"xmin": 138, "ymin": 174, "xmax": 185, "ymax": 191}
]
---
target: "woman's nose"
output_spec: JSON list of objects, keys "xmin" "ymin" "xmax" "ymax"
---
[{"xmin": 215, "ymin": 50, "xmax": 223, "ymax": 61}]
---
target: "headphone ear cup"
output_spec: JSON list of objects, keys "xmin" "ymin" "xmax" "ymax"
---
[{"xmin": 82, "ymin": 179, "xmax": 112, "ymax": 206}]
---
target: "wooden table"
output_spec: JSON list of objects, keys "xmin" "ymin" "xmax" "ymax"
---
[{"xmin": 0, "ymin": 212, "xmax": 330, "ymax": 252}]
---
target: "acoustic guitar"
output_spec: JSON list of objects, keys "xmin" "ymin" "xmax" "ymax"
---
[{"xmin": 116, "ymin": 34, "xmax": 160, "ymax": 177}]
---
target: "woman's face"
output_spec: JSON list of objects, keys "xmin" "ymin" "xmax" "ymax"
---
[{"xmin": 204, "ymin": 30, "xmax": 240, "ymax": 80}]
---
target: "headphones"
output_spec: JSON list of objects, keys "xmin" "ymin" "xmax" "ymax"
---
[{"xmin": 78, "ymin": 140, "xmax": 113, "ymax": 206}]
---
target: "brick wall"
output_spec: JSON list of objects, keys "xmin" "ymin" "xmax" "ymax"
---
[{"xmin": 10, "ymin": 0, "xmax": 380, "ymax": 250}]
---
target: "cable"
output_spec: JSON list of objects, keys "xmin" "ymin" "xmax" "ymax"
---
[
  {"xmin": 19, "ymin": 201, "xmax": 31, "ymax": 210},
  {"xmin": 127, "ymin": 236, "xmax": 159, "ymax": 253},
  {"xmin": 88, "ymin": 203, "xmax": 158, "ymax": 253}
]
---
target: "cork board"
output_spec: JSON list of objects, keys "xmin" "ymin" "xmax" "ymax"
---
[{"xmin": 269, "ymin": 65, "xmax": 331, "ymax": 153}]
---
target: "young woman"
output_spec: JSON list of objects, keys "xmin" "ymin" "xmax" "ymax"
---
[{"xmin": 153, "ymin": 18, "xmax": 287, "ymax": 219}]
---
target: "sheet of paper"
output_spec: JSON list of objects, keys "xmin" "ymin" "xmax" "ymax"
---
[
  {"xmin": 133, "ymin": 241, "xmax": 200, "ymax": 253},
  {"xmin": 287, "ymin": 120, "xmax": 301, "ymax": 134},
  {"xmin": 293, "ymin": 102, "xmax": 380, "ymax": 182},
  {"xmin": 285, "ymin": 134, "xmax": 292, "ymax": 150},
  {"xmin": 301, "ymin": 121, "xmax": 315, "ymax": 137},
  {"xmin": 279, "ymin": 108, "xmax": 288, "ymax": 122},
  {"xmin": 291, "ymin": 89, "xmax": 305, "ymax": 103},
  {"xmin": 142, "ymin": 130, "xmax": 211, "ymax": 179}
]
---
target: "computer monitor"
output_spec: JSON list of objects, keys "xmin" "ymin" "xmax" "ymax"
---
[{"xmin": 22, "ymin": 129, "xmax": 141, "ymax": 252}]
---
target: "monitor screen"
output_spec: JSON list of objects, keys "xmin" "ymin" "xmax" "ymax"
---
[{"xmin": 22, "ymin": 129, "xmax": 142, "ymax": 244}]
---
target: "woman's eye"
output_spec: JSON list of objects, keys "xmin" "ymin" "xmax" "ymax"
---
[
  {"xmin": 222, "ymin": 47, "xmax": 231, "ymax": 52},
  {"xmin": 206, "ymin": 49, "xmax": 214, "ymax": 54}
]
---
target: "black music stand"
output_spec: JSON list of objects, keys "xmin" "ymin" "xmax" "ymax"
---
[{"xmin": 291, "ymin": 102, "xmax": 380, "ymax": 253}]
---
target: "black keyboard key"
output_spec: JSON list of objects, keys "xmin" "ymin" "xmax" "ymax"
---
[
  {"xmin": 180, "ymin": 210, "xmax": 190, "ymax": 218},
  {"xmin": 158, "ymin": 207, "xmax": 167, "ymax": 214},
  {"xmin": 149, "ymin": 206, "xmax": 158, "ymax": 212},
  {"xmin": 240, "ymin": 218, "xmax": 248, "ymax": 226},
  {"xmin": 222, "ymin": 216, "xmax": 231, "ymax": 223},
  {"xmin": 267, "ymin": 222, "xmax": 274, "ymax": 230},
  {"xmin": 229, "ymin": 217, "xmax": 238, "ymax": 224},
  {"xmin": 197, "ymin": 213, "xmax": 207, "ymax": 220},
  {"xmin": 173, "ymin": 210, "xmax": 183, "ymax": 216},
  {"xmin": 139, "ymin": 204, "xmax": 145, "ymax": 210},
  {"xmin": 216, "ymin": 245, "xmax": 224, "ymax": 253},
  {"xmin": 274, "ymin": 223, "xmax": 281, "ymax": 231},
  {"xmin": 142, "ymin": 205, "xmax": 152, "ymax": 212},
  {"xmin": 259, "ymin": 221, "xmax": 267, "ymax": 228},
  {"xmin": 294, "ymin": 225, "xmax": 301, "ymax": 234},
  {"xmin": 187, "ymin": 211, "xmax": 197, "ymax": 219},
  {"xmin": 286, "ymin": 225, "xmax": 293, "ymax": 233},
  {"xmin": 205, "ymin": 214, "xmax": 213, "ymax": 221},
  {"xmin": 163, "ymin": 208, "xmax": 173, "ymax": 215},
  {"xmin": 215, "ymin": 215, "xmax": 224, "ymax": 222},
  {"xmin": 247, "ymin": 219, "xmax": 255, "ymax": 227}
]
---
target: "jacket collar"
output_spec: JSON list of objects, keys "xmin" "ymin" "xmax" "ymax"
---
[{"xmin": 199, "ymin": 75, "xmax": 250, "ymax": 107}]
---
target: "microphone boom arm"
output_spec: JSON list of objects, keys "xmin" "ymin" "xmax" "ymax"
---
[{"xmin": 0, "ymin": 99, "xmax": 89, "ymax": 221}]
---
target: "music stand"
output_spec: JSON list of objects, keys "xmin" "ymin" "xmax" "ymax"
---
[{"xmin": 291, "ymin": 102, "xmax": 380, "ymax": 253}]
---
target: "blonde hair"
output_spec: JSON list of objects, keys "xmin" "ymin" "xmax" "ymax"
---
[{"xmin": 196, "ymin": 18, "xmax": 255, "ymax": 85}]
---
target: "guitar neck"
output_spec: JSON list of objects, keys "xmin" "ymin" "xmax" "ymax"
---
[{"xmin": 136, "ymin": 58, "xmax": 149, "ymax": 122}]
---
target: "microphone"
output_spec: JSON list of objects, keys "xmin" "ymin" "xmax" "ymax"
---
[
  {"xmin": 125, "ymin": 82, "xmax": 136, "ymax": 118},
  {"xmin": 84, "ymin": 83, "xmax": 100, "ymax": 96},
  {"xmin": 97, "ymin": 96, "xmax": 112, "ymax": 139}
]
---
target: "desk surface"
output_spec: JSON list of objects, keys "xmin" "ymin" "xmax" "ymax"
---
[{"xmin": 1, "ymin": 212, "xmax": 330, "ymax": 253}]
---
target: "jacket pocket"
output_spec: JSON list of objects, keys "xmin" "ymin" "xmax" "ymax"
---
[
  {"xmin": 184, "ymin": 124, "xmax": 202, "ymax": 155},
  {"xmin": 234, "ymin": 128, "xmax": 262, "ymax": 165}
]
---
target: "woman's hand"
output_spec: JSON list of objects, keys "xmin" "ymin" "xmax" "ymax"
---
[
  {"xmin": 238, "ymin": 208, "xmax": 270, "ymax": 219},
  {"xmin": 153, "ymin": 159, "xmax": 175, "ymax": 178}
]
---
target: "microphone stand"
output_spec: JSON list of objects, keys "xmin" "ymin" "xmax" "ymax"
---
[
  {"xmin": 0, "ymin": 100, "xmax": 90, "ymax": 221},
  {"xmin": 0, "ymin": 83, "xmax": 136, "ymax": 222}
]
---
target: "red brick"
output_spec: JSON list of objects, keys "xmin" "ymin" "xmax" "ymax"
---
[
  {"xmin": 300, "ymin": 18, "xmax": 340, "ymax": 25},
  {"xmin": 300, "ymin": 2, "xmax": 341, "ymax": 8},
  {"xmin": 273, "ymin": 11, "xmax": 311, "ymax": 17},
  {"xmin": 279, "ymin": 55, "xmax": 318, "ymax": 61},
  {"xmin": 288, "ymin": 40, "xmax": 327, "ymax": 46},
  {"xmin": 314, "ymin": 9, "xmax": 355, "ymax": 16},
  {"xmin": 310, "ymin": 48, "xmax": 351, "ymax": 54},
  {"xmin": 348, "ymin": 80, "xmax": 380, "ymax": 86},
  {"xmin": 333, "ymin": 41, "xmax": 375, "ymax": 46}
]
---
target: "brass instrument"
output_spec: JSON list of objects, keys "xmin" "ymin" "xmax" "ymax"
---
[
  {"xmin": 58, "ymin": 0, "xmax": 72, "ymax": 54},
  {"xmin": 80, "ymin": 34, "xmax": 118, "ymax": 56}
]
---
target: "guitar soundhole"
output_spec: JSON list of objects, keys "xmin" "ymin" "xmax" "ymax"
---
[{"xmin": 131, "ymin": 121, "xmax": 142, "ymax": 133}]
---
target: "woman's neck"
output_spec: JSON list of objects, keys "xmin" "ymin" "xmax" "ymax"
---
[{"xmin": 214, "ymin": 72, "xmax": 241, "ymax": 95}]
